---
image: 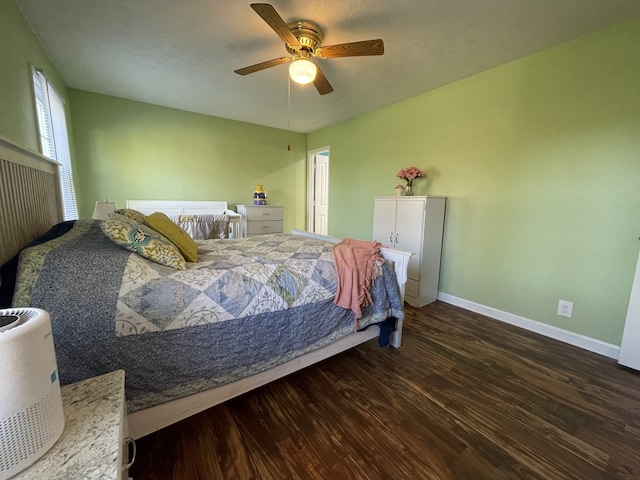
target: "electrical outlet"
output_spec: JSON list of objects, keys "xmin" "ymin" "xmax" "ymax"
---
[{"xmin": 557, "ymin": 300, "xmax": 573, "ymax": 318}]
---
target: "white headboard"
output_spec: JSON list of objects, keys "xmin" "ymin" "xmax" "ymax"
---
[
  {"xmin": 126, "ymin": 200, "xmax": 243, "ymax": 237},
  {"xmin": 126, "ymin": 200, "xmax": 230, "ymax": 216}
]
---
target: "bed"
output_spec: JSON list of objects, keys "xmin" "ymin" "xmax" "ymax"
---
[{"xmin": 0, "ymin": 142, "xmax": 411, "ymax": 440}]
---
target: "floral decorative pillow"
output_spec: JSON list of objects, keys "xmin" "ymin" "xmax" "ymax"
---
[
  {"xmin": 101, "ymin": 217, "xmax": 187, "ymax": 270},
  {"xmin": 113, "ymin": 208, "xmax": 146, "ymax": 224}
]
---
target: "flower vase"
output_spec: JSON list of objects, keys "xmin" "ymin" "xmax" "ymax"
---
[{"xmin": 405, "ymin": 182, "xmax": 413, "ymax": 196}]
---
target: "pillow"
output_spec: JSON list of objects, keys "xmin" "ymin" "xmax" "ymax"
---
[
  {"xmin": 114, "ymin": 208, "xmax": 146, "ymax": 224},
  {"xmin": 144, "ymin": 212, "xmax": 198, "ymax": 262},
  {"xmin": 101, "ymin": 217, "xmax": 187, "ymax": 270}
]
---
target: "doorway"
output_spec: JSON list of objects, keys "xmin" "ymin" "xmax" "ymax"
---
[{"xmin": 307, "ymin": 146, "xmax": 330, "ymax": 235}]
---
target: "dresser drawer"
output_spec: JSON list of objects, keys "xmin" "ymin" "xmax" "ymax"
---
[
  {"xmin": 404, "ymin": 278, "xmax": 419, "ymax": 299},
  {"xmin": 243, "ymin": 206, "xmax": 284, "ymax": 222},
  {"xmin": 246, "ymin": 221, "xmax": 284, "ymax": 235}
]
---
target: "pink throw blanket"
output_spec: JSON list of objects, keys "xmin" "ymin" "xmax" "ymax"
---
[{"xmin": 332, "ymin": 238, "xmax": 385, "ymax": 321}]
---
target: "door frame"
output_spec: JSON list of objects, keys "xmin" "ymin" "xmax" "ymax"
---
[
  {"xmin": 306, "ymin": 146, "xmax": 330, "ymax": 233},
  {"xmin": 619, "ymin": 246, "xmax": 640, "ymax": 369}
]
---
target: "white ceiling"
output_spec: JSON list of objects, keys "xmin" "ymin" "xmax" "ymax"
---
[{"xmin": 14, "ymin": 0, "xmax": 640, "ymax": 133}]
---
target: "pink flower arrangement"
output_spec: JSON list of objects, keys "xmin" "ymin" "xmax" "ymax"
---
[
  {"xmin": 397, "ymin": 166, "xmax": 424, "ymax": 183},
  {"xmin": 396, "ymin": 167, "xmax": 424, "ymax": 195}
]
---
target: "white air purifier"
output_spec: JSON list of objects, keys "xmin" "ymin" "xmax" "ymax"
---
[{"xmin": 0, "ymin": 308, "xmax": 65, "ymax": 479}]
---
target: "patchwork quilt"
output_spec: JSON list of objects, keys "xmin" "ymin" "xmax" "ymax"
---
[
  {"xmin": 116, "ymin": 233, "xmax": 340, "ymax": 336},
  {"xmin": 13, "ymin": 220, "xmax": 403, "ymax": 412}
]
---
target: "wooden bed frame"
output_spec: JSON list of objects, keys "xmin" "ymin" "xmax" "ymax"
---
[{"xmin": 1, "ymin": 144, "xmax": 412, "ymax": 440}]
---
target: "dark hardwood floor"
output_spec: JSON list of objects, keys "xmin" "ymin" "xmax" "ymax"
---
[{"xmin": 129, "ymin": 302, "xmax": 640, "ymax": 479}]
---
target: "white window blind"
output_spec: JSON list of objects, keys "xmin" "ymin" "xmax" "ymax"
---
[{"xmin": 32, "ymin": 67, "xmax": 78, "ymax": 220}]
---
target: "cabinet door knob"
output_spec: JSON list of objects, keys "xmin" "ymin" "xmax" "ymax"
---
[
  {"xmin": 389, "ymin": 233, "xmax": 393, "ymax": 244},
  {"xmin": 396, "ymin": 233, "xmax": 399, "ymax": 244}
]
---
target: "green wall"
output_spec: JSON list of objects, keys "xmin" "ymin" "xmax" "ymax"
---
[
  {"xmin": 68, "ymin": 90, "xmax": 307, "ymax": 232},
  {"xmin": 0, "ymin": 0, "xmax": 71, "ymax": 152},
  {"xmin": 309, "ymin": 17, "xmax": 640, "ymax": 345}
]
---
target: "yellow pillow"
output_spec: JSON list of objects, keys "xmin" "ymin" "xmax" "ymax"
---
[{"xmin": 144, "ymin": 212, "xmax": 198, "ymax": 262}]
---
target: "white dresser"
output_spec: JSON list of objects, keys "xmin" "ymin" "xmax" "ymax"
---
[
  {"xmin": 373, "ymin": 196, "xmax": 446, "ymax": 307},
  {"xmin": 236, "ymin": 205, "xmax": 284, "ymax": 237},
  {"xmin": 14, "ymin": 370, "xmax": 132, "ymax": 479}
]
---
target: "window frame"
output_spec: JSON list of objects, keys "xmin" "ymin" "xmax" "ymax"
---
[{"xmin": 31, "ymin": 65, "xmax": 78, "ymax": 221}]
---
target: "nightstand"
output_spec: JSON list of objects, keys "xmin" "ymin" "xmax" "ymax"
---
[
  {"xmin": 14, "ymin": 370, "xmax": 133, "ymax": 479},
  {"xmin": 236, "ymin": 205, "xmax": 284, "ymax": 237}
]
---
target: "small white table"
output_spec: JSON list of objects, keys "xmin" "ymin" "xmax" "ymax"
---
[{"xmin": 14, "ymin": 370, "xmax": 129, "ymax": 479}]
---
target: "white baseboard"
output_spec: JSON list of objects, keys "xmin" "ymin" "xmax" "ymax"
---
[{"xmin": 437, "ymin": 292, "xmax": 620, "ymax": 360}]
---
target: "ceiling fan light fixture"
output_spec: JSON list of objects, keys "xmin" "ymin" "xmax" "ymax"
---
[
  {"xmin": 289, "ymin": 58, "xmax": 317, "ymax": 85},
  {"xmin": 237, "ymin": 4, "xmax": 384, "ymax": 95}
]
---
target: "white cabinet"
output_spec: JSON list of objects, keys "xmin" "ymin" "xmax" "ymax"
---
[
  {"xmin": 373, "ymin": 196, "xmax": 446, "ymax": 307},
  {"xmin": 236, "ymin": 205, "xmax": 284, "ymax": 237}
]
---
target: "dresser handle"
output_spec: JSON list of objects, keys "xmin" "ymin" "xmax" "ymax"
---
[{"xmin": 124, "ymin": 437, "xmax": 137, "ymax": 469}]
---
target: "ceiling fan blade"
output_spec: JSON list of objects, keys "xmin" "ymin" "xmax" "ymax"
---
[
  {"xmin": 317, "ymin": 39, "xmax": 384, "ymax": 58},
  {"xmin": 313, "ymin": 66, "xmax": 334, "ymax": 95},
  {"xmin": 234, "ymin": 57, "xmax": 290, "ymax": 75},
  {"xmin": 250, "ymin": 3, "xmax": 301, "ymax": 48}
]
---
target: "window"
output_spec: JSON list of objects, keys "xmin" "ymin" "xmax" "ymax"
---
[{"xmin": 32, "ymin": 66, "xmax": 78, "ymax": 220}]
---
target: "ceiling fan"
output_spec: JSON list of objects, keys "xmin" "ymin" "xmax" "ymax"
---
[{"xmin": 234, "ymin": 3, "xmax": 385, "ymax": 95}]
